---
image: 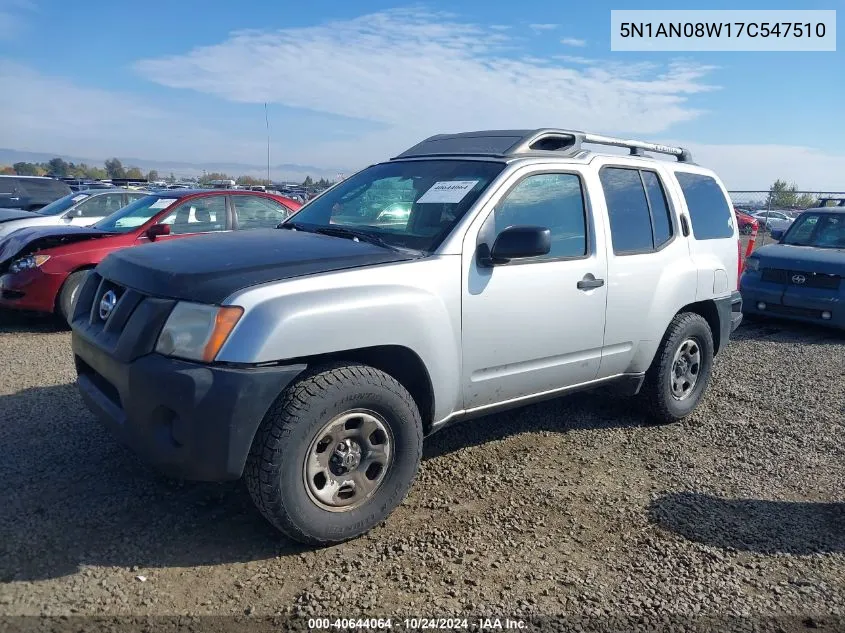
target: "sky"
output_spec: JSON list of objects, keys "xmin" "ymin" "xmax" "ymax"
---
[{"xmin": 0, "ymin": 0, "xmax": 842, "ymax": 188}]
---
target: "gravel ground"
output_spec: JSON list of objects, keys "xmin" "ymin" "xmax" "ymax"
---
[{"xmin": 0, "ymin": 310, "xmax": 843, "ymax": 631}]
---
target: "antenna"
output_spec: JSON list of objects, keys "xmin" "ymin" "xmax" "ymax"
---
[{"xmin": 264, "ymin": 103, "xmax": 271, "ymax": 184}]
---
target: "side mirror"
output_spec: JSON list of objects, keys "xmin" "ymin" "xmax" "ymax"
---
[
  {"xmin": 481, "ymin": 226, "xmax": 551, "ymax": 266},
  {"xmin": 146, "ymin": 224, "xmax": 171, "ymax": 240},
  {"xmin": 770, "ymin": 228, "xmax": 784, "ymax": 241}
]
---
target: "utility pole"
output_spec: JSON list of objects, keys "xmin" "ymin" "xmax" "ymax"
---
[{"xmin": 264, "ymin": 103, "xmax": 271, "ymax": 185}]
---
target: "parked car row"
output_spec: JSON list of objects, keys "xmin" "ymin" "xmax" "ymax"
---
[{"xmin": 0, "ymin": 189, "xmax": 300, "ymax": 321}]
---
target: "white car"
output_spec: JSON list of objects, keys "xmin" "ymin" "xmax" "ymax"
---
[
  {"xmin": 751, "ymin": 209, "xmax": 795, "ymax": 233},
  {"xmin": 0, "ymin": 189, "xmax": 146, "ymax": 240}
]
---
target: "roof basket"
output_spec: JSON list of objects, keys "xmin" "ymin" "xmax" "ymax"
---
[{"xmin": 393, "ymin": 128, "xmax": 693, "ymax": 163}]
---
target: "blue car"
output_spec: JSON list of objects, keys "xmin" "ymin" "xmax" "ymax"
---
[{"xmin": 740, "ymin": 208, "xmax": 844, "ymax": 328}]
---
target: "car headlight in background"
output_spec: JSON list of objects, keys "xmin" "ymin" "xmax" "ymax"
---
[
  {"xmin": 9, "ymin": 254, "xmax": 50, "ymax": 274},
  {"xmin": 155, "ymin": 302, "xmax": 243, "ymax": 363},
  {"xmin": 744, "ymin": 257, "xmax": 760, "ymax": 272}
]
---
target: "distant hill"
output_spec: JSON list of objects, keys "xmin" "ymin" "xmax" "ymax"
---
[{"xmin": 0, "ymin": 148, "xmax": 344, "ymax": 182}]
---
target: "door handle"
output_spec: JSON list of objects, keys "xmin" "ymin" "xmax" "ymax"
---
[{"xmin": 577, "ymin": 275, "xmax": 605, "ymax": 290}]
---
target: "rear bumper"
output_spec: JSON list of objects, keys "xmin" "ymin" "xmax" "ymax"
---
[
  {"xmin": 740, "ymin": 275, "xmax": 843, "ymax": 328},
  {"xmin": 715, "ymin": 291, "xmax": 743, "ymax": 352},
  {"xmin": 0, "ymin": 269, "xmax": 64, "ymax": 313},
  {"xmin": 73, "ymin": 330, "xmax": 306, "ymax": 481}
]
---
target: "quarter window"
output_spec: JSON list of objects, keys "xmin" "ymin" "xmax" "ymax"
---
[
  {"xmin": 233, "ymin": 196, "xmax": 293, "ymax": 230},
  {"xmin": 675, "ymin": 172, "xmax": 734, "ymax": 240},
  {"xmin": 600, "ymin": 167, "xmax": 674, "ymax": 255},
  {"xmin": 492, "ymin": 173, "xmax": 587, "ymax": 260}
]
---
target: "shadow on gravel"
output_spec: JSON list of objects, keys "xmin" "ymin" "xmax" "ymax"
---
[
  {"xmin": 0, "ymin": 309, "xmax": 65, "ymax": 334},
  {"xmin": 424, "ymin": 390, "xmax": 653, "ymax": 460},
  {"xmin": 734, "ymin": 318, "xmax": 845, "ymax": 346},
  {"xmin": 0, "ymin": 384, "xmax": 309, "ymax": 583},
  {"xmin": 649, "ymin": 492, "xmax": 845, "ymax": 555}
]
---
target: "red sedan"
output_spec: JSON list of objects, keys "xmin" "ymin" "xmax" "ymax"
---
[
  {"xmin": 734, "ymin": 208, "xmax": 759, "ymax": 235},
  {"xmin": 0, "ymin": 189, "xmax": 300, "ymax": 321}
]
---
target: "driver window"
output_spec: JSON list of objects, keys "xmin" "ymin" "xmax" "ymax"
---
[{"xmin": 492, "ymin": 173, "xmax": 587, "ymax": 260}]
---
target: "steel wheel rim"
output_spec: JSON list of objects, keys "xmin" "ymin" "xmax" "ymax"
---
[
  {"xmin": 669, "ymin": 337, "xmax": 702, "ymax": 401},
  {"xmin": 303, "ymin": 409, "xmax": 394, "ymax": 512}
]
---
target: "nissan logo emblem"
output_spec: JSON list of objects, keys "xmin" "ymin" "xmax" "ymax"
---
[
  {"xmin": 98, "ymin": 290, "xmax": 118, "ymax": 321},
  {"xmin": 791, "ymin": 274, "xmax": 806, "ymax": 285}
]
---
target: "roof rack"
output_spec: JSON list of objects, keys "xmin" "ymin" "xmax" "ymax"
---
[{"xmin": 392, "ymin": 128, "xmax": 694, "ymax": 163}]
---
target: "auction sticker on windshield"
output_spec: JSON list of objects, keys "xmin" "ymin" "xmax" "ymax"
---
[
  {"xmin": 417, "ymin": 181, "xmax": 479, "ymax": 204},
  {"xmin": 150, "ymin": 198, "xmax": 177, "ymax": 209}
]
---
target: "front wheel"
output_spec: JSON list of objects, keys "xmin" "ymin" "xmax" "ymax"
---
[
  {"xmin": 57, "ymin": 270, "xmax": 90, "ymax": 326},
  {"xmin": 245, "ymin": 362, "xmax": 423, "ymax": 545},
  {"xmin": 639, "ymin": 312, "xmax": 714, "ymax": 424}
]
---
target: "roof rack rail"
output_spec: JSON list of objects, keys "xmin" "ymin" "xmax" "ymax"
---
[{"xmin": 393, "ymin": 128, "xmax": 694, "ymax": 163}]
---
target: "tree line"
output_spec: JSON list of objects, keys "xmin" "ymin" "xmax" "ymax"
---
[{"xmin": 1, "ymin": 158, "xmax": 333, "ymax": 189}]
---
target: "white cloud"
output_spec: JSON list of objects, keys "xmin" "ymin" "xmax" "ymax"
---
[
  {"xmin": 2, "ymin": 9, "xmax": 843, "ymax": 189},
  {"xmin": 529, "ymin": 23, "xmax": 558, "ymax": 32},
  {"xmin": 134, "ymin": 9, "xmax": 719, "ymax": 167},
  {"xmin": 560, "ymin": 37, "xmax": 587, "ymax": 47},
  {"xmin": 672, "ymin": 141, "xmax": 845, "ymax": 191}
]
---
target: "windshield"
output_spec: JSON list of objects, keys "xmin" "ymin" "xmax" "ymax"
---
[
  {"xmin": 36, "ymin": 192, "xmax": 89, "ymax": 216},
  {"xmin": 285, "ymin": 160, "xmax": 506, "ymax": 251},
  {"xmin": 782, "ymin": 213, "xmax": 845, "ymax": 248},
  {"xmin": 93, "ymin": 195, "xmax": 177, "ymax": 233}
]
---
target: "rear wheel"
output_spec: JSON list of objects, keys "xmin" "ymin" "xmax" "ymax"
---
[
  {"xmin": 57, "ymin": 270, "xmax": 90, "ymax": 325},
  {"xmin": 639, "ymin": 312, "xmax": 714, "ymax": 424},
  {"xmin": 245, "ymin": 362, "xmax": 423, "ymax": 545}
]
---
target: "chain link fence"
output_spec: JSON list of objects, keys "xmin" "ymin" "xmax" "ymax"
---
[{"xmin": 728, "ymin": 191, "xmax": 845, "ymax": 254}]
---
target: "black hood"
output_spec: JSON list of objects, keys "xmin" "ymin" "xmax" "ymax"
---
[
  {"xmin": 0, "ymin": 225, "xmax": 114, "ymax": 267},
  {"xmin": 97, "ymin": 228, "xmax": 422, "ymax": 304},
  {"xmin": 0, "ymin": 209, "xmax": 38, "ymax": 223}
]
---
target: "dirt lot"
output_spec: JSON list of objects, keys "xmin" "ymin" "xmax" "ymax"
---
[{"xmin": 0, "ymin": 311, "xmax": 843, "ymax": 631}]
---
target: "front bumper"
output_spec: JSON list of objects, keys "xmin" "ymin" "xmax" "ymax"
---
[
  {"xmin": 0, "ymin": 269, "xmax": 65, "ymax": 313},
  {"xmin": 740, "ymin": 274, "xmax": 843, "ymax": 329},
  {"xmin": 73, "ymin": 325, "xmax": 306, "ymax": 481}
]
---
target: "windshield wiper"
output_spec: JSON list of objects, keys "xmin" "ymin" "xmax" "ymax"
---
[
  {"xmin": 312, "ymin": 226, "xmax": 406, "ymax": 252},
  {"xmin": 278, "ymin": 221, "xmax": 314, "ymax": 232}
]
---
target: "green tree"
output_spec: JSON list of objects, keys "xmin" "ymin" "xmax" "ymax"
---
[
  {"xmin": 125, "ymin": 167, "xmax": 145, "ymax": 179},
  {"xmin": 104, "ymin": 158, "xmax": 126, "ymax": 179},
  {"xmin": 302, "ymin": 176, "xmax": 314, "ymax": 187},
  {"xmin": 146, "ymin": 169, "xmax": 159, "ymax": 182},
  {"xmin": 47, "ymin": 157, "xmax": 70, "ymax": 177},
  {"xmin": 13, "ymin": 162, "xmax": 40, "ymax": 176},
  {"xmin": 766, "ymin": 179, "xmax": 815, "ymax": 209},
  {"xmin": 199, "ymin": 172, "xmax": 233, "ymax": 185},
  {"xmin": 167, "ymin": 172, "xmax": 176, "ymax": 183}
]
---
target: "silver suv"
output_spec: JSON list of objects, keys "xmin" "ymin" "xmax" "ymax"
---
[{"xmin": 71, "ymin": 129, "xmax": 743, "ymax": 545}]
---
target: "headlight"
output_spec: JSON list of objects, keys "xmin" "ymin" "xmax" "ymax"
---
[
  {"xmin": 155, "ymin": 302, "xmax": 244, "ymax": 362},
  {"xmin": 9, "ymin": 254, "xmax": 50, "ymax": 274},
  {"xmin": 744, "ymin": 257, "xmax": 760, "ymax": 272}
]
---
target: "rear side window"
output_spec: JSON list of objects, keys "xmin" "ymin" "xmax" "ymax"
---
[
  {"xmin": 0, "ymin": 178, "xmax": 20, "ymax": 194},
  {"xmin": 599, "ymin": 167, "xmax": 675, "ymax": 255},
  {"xmin": 675, "ymin": 172, "xmax": 734, "ymax": 240}
]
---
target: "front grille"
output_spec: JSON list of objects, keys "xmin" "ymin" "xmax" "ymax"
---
[
  {"xmin": 73, "ymin": 271, "xmax": 177, "ymax": 363},
  {"xmin": 761, "ymin": 268, "xmax": 841, "ymax": 290}
]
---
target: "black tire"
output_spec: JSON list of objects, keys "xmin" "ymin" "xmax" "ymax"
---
[
  {"xmin": 245, "ymin": 362, "xmax": 423, "ymax": 545},
  {"xmin": 639, "ymin": 312, "xmax": 714, "ymax": 424},
  {"xmin": 57, "ymin": 270, "xmax": 90, "ymax": 325}
]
